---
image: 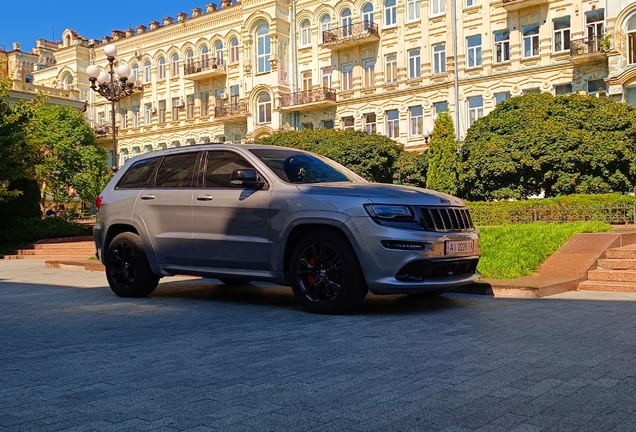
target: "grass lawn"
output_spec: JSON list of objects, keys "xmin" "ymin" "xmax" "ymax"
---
[{"xmin": 477, "ymin": 221, "xmax": 613, "ymax": 279}]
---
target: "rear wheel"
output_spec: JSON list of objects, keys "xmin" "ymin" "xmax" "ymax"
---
[
  {"xmin": 290, "ymin": 231, "xmax": 368, "ymax": 314},
  {"xmin": 218, "ymin": 278, "xmax": 252, "ymax": 286},
  {"xmin": 105, "ymin": 232, "xmax": 159, "ymax": 298}
]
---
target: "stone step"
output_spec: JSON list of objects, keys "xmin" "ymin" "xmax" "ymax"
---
[
  {"xmin": 588, "ymin": 268, "xmax": 636, "ymax": 282},
  {"xmin": 30, "ymin": 241, "xmax": 94, "ymax": 250},
  {"xmin": 579, "ymin": 280, "xmax": 636, "ymax": 293},
  {"xmin": 1, "ymin": 255, "xmax": 95, "ymax": 260},
  {"xmin": 606, "ymin": 247, "xmax": 636, "ymax": 259},
  {"xmin": 45, "ymin": 260, "xmax": 104, "ymax": 271},
  {"xmin": 16, "ymin": 248, "xmax": 95, "ymax": 255},
  {"xmin": 597, "ymin": 258, "xmax": 636, "ymax": 270}
]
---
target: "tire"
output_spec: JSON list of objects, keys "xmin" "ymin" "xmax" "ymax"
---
[
  {"xmin": 218, "ymin": 278, "xmax": 252, "ymax": 286},
  {"xmin": 289, "ymin": 231, "xmax": 368, "ymax": 314},
  {"xmin": 105, "ymin": 232, "xmax": 159, "ymax": 298}
]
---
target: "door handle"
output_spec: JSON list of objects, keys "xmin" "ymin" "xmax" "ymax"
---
[
  {"xmin": 140, "ymin": 194, "xmax": 155, "ymax": 200},
  {"xmin": 197, "ymin": 195, "xmax": 213, "ymax": 201}
]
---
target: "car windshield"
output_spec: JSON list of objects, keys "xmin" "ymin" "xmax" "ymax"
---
[{"xmin": 249, "ymin": 149, "xmax": 366, "ymax": 184}]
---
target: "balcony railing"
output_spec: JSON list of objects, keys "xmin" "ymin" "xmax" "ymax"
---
[
  {"xmin": 321, "ymin": 21, "xmax": 379, "ymax": 48},
  {"xmin": 280, "ymin": 88, "xmax": 337, "ymax": 109},
  {"xmin": 214, "ymin": 102, "xmax": 248, "ymax": 119},
  {"xmin": 569, "ymin": 35, "xmax": 610, "ymax": 65},
  {"xmin": 502, "ymin": 0, "xmax": 549, "ymax": 10},
  {"xmin": 184, "ymin": 59, "xmax": 226, "ymax": 76},
  {"xmin": 94, "ymin": 124, "xmax": 114, "ymax": 137}
]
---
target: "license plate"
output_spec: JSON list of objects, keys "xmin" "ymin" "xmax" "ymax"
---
[{"xmin": 445, "ymin": 240, "xmax": 474, "ymax": 255}]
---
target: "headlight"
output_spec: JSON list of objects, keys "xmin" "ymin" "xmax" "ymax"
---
[{"xmin": 364, "ymin": 204, "xmax": 415, "ymax": 221}]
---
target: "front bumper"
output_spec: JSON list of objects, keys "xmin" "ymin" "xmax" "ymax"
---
[{"xmin": 346, "ymin": 217, "xmax": 481, "ymax": 295}]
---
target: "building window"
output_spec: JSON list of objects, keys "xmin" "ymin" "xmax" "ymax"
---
[
  {"xmin": 628, "ymin": 15, "xmax": 636, "ymax": 64},
  {"xmin": 186, "ymin": 94, "xmax": 194, "ymax": 119},
  {"xmin": 522, "ymin": 87, "xmax": 541, "ymax": 95},
  {"xmin": 386, "ymin": 109, "xmax": 399, "ymax": 138},
  {"xmin": 158, "ymin": 100, "xmax": 166, "ymax": 123},
  {"xmin": 230, "ymin": 38, "xmax": 239, "ymax": 63},
  {"xmin": 302, "ymin": 71, "xmax": 312, "ymax": 92},
  {"xmin": 494, "ymin": 91, "xmax": 510, "ymax": 105},
  {"xmin": 200, "ymin": 92, "xmax": 209, "ymax": 116},
  {"xmin": 214, "ymin": 41, "xmax": 224, "ymax": 65},
  {"xmin": 384, "ymin": 0, "xmax": 397, "ymax": 27},
  {"xmin": 302, "ymin": 122, "xmax": 314, "ymax": 130},
  {"xmin": 132, "ymin": 106, "xmax": 139, "ymax": 127},
  {"xmin": 494, "ymin": 30, "xmax": 510, "ymax": 63},
  {"xmin": 185, "ymin": 50, "xmax": 194, "ymax": 73},
  {"xmin": 131, "ymin": 64, "xmax": 139, "ymax": 82},
  {"xmin": 588, "ymin": 79, "xmax": 606, "ymax": 94},
  {"xmin": 341, "ymin": 9, "xmax": 353, "ymax": 37},
  {"xmin": 158, "ymin": 57, "xmax": 166, "ymax": 80},
  {"xmin": 172, "ymin": 98, "xmax": 181, "ymax": 121},
  {"xmin": 466, "ymin": 0, "xmax": 480, "ymax": 6},
  {"xmin": 467, "ymin": 96, "xmax": 483, "ymax": 127},
  {"xmin": 144, "ymin": 145, "xmax": 153, "ymax": 153},
  {"xmin": 144, "ymin": 103, "xmax": 152, "ymax": 125},
  {"xmin": 553, "ymin": 17, "xmax": 571, "ymax": 53},
  {"xmin": 257, "ymin": 24, "xmax": 271, "ymax": 74},
  {"xmin": 554, "ymin": 83, "xmax": 572, "ymax": 96},
  {"xmin": 433, "ymin": 44, "xmax": 446, "ymax": 74},
  {"xmin": 364, "ymin": 113, "xmax": 377, "ymax": 133},
  {"xmin": 230, "ymin": 85, "xmax": 240, "ymax": 107},
  {"xmin": 322, "ymin": 68, "xmax": 332, "ymax": 88},
  {"xmin": 363, "ymin": 60, "xmax": 375, "ymax": 87},
  {"xmin": 320, "ymin": 14, "xmax": 331, "ymax": 43},
  {"xmin": 201, "ymin": 46, "xmax": 209, "ymax": 67},
  {"xmin": 408, "ymin": 49, "xmax": 421, "ymax": 79},
  {"xmin": 362, "ymin": 3, "xmax": 374, "ymax": 27},
  {"xmin": 409, "ymin": 106, "xmax": 423, "ymax": 136},
  {"xmin": 467, "ymin": 35, "xmax": 482, "ymax": 68},
  {"xmin": 171, "ymin": 53, "xmax": 180, "ymax": 77},
  {"xmin": 342, "ymin": 116, "xmax": 355, "ymax": 130},
  {"xmin": 385, "ymin": 54, "xmax": 398, "ymax": 83},
  {"xmin": 431, "ymin": 0, "xmax": 445, "ymax": 15},
  {"xmin": 341, "ymin": 64, "xmax": 353, "ymax": 91},
  {"xmin": 522, "ymin": 24, "xmax": 540, "ymax": 58},
  {"xmin": 300, "ymin": 19, "xmax": 311, "ymax": 47},
  {"xmin": 322, "ymin": 120, "xmax": 334, "ymax": 129},
  {"xmin": 406, "ymin": 0, "xmax": 420, "ymax": 22},
  {"xmin": 257, "ymin": 92, "xmax": 272, "ymax": 123},
  {"xmin": 434, "ymin": 101, "xmax": 448, "ymax": 115},
  {"xmin": 586, "ymin": 9, "xmax": 604, "ymax": 41},
  {"xmin": 120, "ymin": 109, "xmax": 127, "ymax": 130},
  {"xmin": 143, "ymin": 60, "xmax": 151, "ymax": 83}
]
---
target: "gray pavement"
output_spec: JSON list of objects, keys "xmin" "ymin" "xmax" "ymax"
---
[{"xmin": 2, "ymin": 260, "xmax": 636, "ymax": 431}]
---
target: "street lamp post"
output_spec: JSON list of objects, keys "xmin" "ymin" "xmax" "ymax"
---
[{"xmin": 86, "ymin": 44, "xmax": 135, "ymax": 172}]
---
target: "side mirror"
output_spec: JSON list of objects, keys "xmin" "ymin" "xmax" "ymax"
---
[{"xmin": 230, "ymin": 168, "xmax": 265, "ymax": 189}]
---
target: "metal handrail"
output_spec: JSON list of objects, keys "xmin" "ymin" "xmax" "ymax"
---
[
  {"xmin": 280, "ymin": 87, "xmax": 337, "ymax": 107},
  {"xmin": 184, "ymin": 59, "xmax": 227, "ymax": 75},
  {"xmin": 322, "ymin": 21, "xmax": 379, "ymax": 45}
]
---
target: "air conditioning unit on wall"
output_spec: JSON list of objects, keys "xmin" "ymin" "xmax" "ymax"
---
[
  {"xmin": 173, "ymin": 98, "xmax": 184, "ymax": 108},
  {"xmin": 219, "ymin": 92, "xmax": 228, "ymax": 99}
]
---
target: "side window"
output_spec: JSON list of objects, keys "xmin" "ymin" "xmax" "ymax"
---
[
  {"xmin": 154, "ymin": 152, "xmax": 199, "ymax": 188},
  {"xmin": 116, "ymin": 157, "xmax": 160, "ymax": 189},
  {"xmin": 204, "ymin": 151, "xmax": 254, "ymax": 188}
]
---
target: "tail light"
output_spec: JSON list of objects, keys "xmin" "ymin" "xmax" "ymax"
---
[{"xmin": 96, "ymin": 196, "xmax": 104, "ymax": 210}]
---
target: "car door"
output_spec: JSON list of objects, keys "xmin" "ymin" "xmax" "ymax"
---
[
  {"xmin": 192, "ymin": 150, "xmax": 271, "ymax": 270},
  {"xmin": 133, "ymin": 151, "xmax": 200, "ymax": 266}
]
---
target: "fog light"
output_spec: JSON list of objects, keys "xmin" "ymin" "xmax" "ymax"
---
[{"xmin": 381, "ymin": 241, "xmax": 431, "ymax": 251}]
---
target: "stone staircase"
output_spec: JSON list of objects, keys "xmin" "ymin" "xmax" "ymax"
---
[
  {"xmin": 579, "ymin": 244, "xmax": 636, "ymax": 293},
  {"xmin": 1, "ymin": 237, "xmax": 96, "ymax": 261}
]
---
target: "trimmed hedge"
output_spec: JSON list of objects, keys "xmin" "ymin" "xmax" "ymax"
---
[{"xmin": 0, "ymin": 217, "xmax": 91, "ymax": 244}]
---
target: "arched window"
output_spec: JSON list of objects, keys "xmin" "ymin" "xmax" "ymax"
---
[
  {"xmin": 257, "ymin": 92, "xmax": 272, "ymax": 123},
  {"xmin": 256, "ymin": 24, "xmax": 271, "ymax": 74},
  {"xmin": 171, "ymin": 53, "xmax": 180, "ymax": 77},
  {"xmin": 300, "ymin": 19, "xmax": 311, "ymax": 47},
  {"xmin": 628, "ymin": 15, "xmax": 636, "ymax": 64},
  {"xmin": 214, "ymin": 41, "xmax": 224, "ymax": 65},
  {"xmin": 185, "ymin": 50, "xmax": 194, "ymax": 73},
  {"xmin": 200, "ymin": 46, "xmax": 209, "ymax": 68},
  {"xmin": 230, "ymin": 38, "xmax": 239, "ymax": 62},
  {"xmin": 362, "ymin": 3, "xmax": 374, "ymax": 27},
  {"xmin": 158, "ymin": 57, "xmax": 166, "ymax": 79},
  {"xmin": 143, "ymin": 60, "xmax": 152, "ymax": 83},
  {"xmin": 320, "ymin": 14, "xmax": 332, "ymax": 43},
  {"xmin": 65, "ymin": 34, "xmax": 71, "ymax": 47},
  {"xmin": 384, "ymin": 0, "xmax": 397, "ymax": 27},
  {"xmin": 61, "ymin": 73, "xmax": 73, "ymax": 90},
  {"xmin": 131, "ymin": 63, "xmax": 139, "ymax": 82},
  {"xmin": 341, "ymin": 9, "xmax": 352, "ymax": 37}
]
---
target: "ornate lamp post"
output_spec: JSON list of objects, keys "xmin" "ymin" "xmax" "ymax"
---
[{"xmin": 86, "ymin": 44, "xmax": 135, "ymax": 172}]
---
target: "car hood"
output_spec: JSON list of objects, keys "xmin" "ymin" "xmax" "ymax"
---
[{"xmin": 294, "ymin": 182, "xmax": 465, "ymax": 206}]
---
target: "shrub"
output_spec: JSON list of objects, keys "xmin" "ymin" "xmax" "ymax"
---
[{"xmin": 0, "ymin": 217, "xmax": 91, "ymax": 244}]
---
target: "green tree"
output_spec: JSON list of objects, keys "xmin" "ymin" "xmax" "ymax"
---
[
  {"xmin": 460, "ymin": 93, "xmax": 636, "ymax": 200},
  {"xmin": 28, "ymin": 104, "xmax": 111, "ymax": 204},
  {"xmin": 0, "ymin": 79, "xmax": 44, "ymax": 203},
  {"xmin": 426, "ymin": 112, "xmax": 459, "ymax": 195}
]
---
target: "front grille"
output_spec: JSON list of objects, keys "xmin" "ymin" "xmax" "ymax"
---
[
  {"xmin": 395, "ymin": 258, "xmax": 479, "ymax": 282},
  {"xmin": 420, "ymin": 207, "xmax": 474, "ymax": 232}
]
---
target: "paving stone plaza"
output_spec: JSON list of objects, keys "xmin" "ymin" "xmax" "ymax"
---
[{"xmin": 2, "ymin": 259, "xmax": 636, "ymax": 431}]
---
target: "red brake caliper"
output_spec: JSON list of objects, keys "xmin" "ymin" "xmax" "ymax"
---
[{"xmin": 307, "ymin": 257, "xmax": 316, "ymax": 284}]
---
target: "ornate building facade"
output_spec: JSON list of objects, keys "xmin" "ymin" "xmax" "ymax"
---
[{"xmin": 13, "ymin": 0, "xmax": 636, "ymax": 166}]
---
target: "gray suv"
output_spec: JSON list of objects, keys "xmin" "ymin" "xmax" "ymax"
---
[{"xmin": 94, "ymin": 144, "xmax": 480, "ymax": 314}]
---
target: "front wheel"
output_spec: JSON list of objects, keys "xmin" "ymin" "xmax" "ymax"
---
[
  {"xmin": 105, "ymin": 232, "xmax": 159, "ymax": 298},
  {"xmin": 290, "ymin": 231, "xmax": 368, "ymax": 314}
]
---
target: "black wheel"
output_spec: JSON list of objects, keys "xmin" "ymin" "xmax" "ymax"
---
[
  {"xmin": 290, "ymin": 231, "xmax": 368, "ymax": 314},
  {"xmin": 218, "ymin": 278, "xmax": 252, "ymax": 286},
  {"xmin": 105, "ymin": 232, "xmax": 159, "ymax": 298}
]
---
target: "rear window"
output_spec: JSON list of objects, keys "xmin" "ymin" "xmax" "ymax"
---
[
  {"xmin": 154, "ymin": 152, "xmax": 199, "ymax": 188},
  {"xmin": 116, "ymin": 157, "xmax": 160, "ymax": 189}
]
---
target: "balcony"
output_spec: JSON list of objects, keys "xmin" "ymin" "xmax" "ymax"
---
[
  {"xmin": 321, "ymin": 21, "xmax": 379, "ymax": 49},
  {"xmin": 280, "ymin": 88, "xmax": 337, "ymax": 112},
  {"xmin": 213, "ymin": 103, "xmax": 249, "ymax": 123},
  {"xmin": 501, "ymin": 0, "xmax": 549, "ymax": 11},
  {"xmin": 569, "ymin": 35, "xmax": 610, "ymax": 65},
  {"xmin": 183, "ymin": 59, "xmax": 227, "ymax": 80}
]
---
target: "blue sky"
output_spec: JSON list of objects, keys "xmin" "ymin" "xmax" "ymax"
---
[{"xmin": 1, "ymin": 0, "xmax": 217, "ymax": 52}]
